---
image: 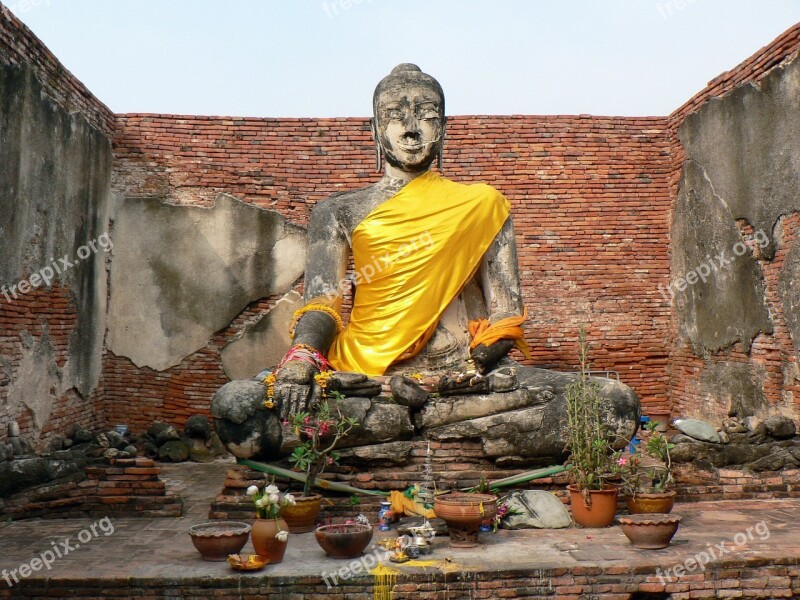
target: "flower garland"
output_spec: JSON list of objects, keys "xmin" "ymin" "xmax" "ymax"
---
[
  {"xmin": 263, "ymin": 345, "xmax": 334, "ymax": 408},
  {"xmin": 289, "ymin": 304, "xmax": 343, "ymax": 339}
]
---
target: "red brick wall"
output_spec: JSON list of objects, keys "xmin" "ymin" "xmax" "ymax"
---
[
  {"xmin": 110, "ymin": 113, "xmax": 674, "ymax": 427},
  {"xmin": 0, "ymin": 5, "xmax": 112, "ymax": 449},
  {"xmin": 0, "ymin": 3, "xmax": 114, "ymax": 136},
  {"xmin": 667, "ymin": 23, "xmax": 800, "ymax": 422}
]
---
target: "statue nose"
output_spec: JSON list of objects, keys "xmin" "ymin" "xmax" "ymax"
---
[{"xmin": 402, "ymin": 114, "xmax": 421, "ymax": 135}]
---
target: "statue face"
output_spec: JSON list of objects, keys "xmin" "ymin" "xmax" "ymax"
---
[{"xmin": 374, "ymin": 84, "xmax": 444, "ymax": 173}]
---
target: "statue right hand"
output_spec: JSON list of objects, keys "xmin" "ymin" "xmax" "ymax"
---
[{"xmin": 274, "ymin": 360, "xmax": 323, "ymax": 421}]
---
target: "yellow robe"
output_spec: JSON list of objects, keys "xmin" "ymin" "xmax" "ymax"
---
[{"xmin": 327, "ymin": 171, "xmax": 510, "ymax": 375}]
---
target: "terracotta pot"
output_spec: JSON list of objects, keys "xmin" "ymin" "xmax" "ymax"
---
[
  {"xmin": 314, "ymin": 523, "xmax": 373, "ymax": 558},
  {"xmin": 281, "ymin": 493, "xmax": 322, "ymax": 533},
  {"xmin": 251, "ymin": 517, "xmax": 289, "ymax": 563},
  {"xmin": 433, "ymin": 492, "xmax": 497, "ymax": 548},
  {"xmin": 188, "ymin": 521, "xmax": 250, "ymax": 561},
  {"xmin": 618, "ymin": 513, "xmax": 682, "ymax": 549},
  {"xmin": 568, "ymin": 484, "xmax": 618, "ymax": 528},
  {"xmin": 626, "ymin": 490, "xmax": 676, "ymax": 514}
]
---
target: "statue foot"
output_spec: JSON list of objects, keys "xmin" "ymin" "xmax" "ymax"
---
[{"xmin": 390, "ymin": 375, "xmax": 430, "ymax": 409}]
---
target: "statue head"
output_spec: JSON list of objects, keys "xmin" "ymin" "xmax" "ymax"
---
[{"xmin": 372, "ymin": 63, "xmax": 445, "ymax": 174}]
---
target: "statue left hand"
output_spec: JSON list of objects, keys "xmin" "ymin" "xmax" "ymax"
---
[
  {"xmin": 273, "ymin": 360, "xmax": 324, "ymax": 421},
  {"xmin": 470, "ymin": 339, "xmax": 515, "ymax": 374}
]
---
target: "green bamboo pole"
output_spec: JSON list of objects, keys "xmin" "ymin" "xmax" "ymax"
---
[
  {"xmin": 239, "ymin": 458, "xmax": 567, "ymax": 496},
  {"xmin": 237, "ymin": 458, "xmax": 389, "ymax": 496}
]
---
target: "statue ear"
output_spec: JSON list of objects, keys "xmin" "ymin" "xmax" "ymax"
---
[
  {"xmin": 438, "ymin": 123, "xmax": 446, "ymax": 172},
  {"xmin": 370, "ymin": 118, "xmax": 383, "ymax": 173}
]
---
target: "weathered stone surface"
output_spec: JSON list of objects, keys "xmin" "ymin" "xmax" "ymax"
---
[
  {"xmin": 671, "ymin": 435, "xmax": 800, "ymax": 470},
  {"xmin": 4, "ymin": 332, "xmax": 61, "ymax": 441},
  {"xmin": 0, "ymin": 458, "xmax": 80, "ymax": 497},
  {"xmin": 779, "ymin": 240, "xmax": 800, "ymax": 360},
  {"xmin": 679, "ymin": 54, "xmax": 800, "ymax": 260},
  {"xmin": 158, "ymin": 441, "xmax": 190, "ymax": 463},
  {"xmin": 73, "ymin": 427, "xmax": 93, "ymax": 444},
  {"xmin": 0, "ymin": 62, "xmax": 112, "ymax": 410},
  {"xmin": 207, "ymin": 433, "xmax": 228, "ymax": 458},
  {"xmin": 698, "ymin": 361, "xmax": 766, "ymax": 419},
  {"xmin": 211, "ymin": 379, "xmax": 282, "ymax": 460},
  {"xmin": 330, "ymin": 375, "xmax": 383, "ymax": 398},
  {"xmin": 184, "ymin": 415, "xmax": 211, "ymax": 441},
  {"xmin": 501, "ymin": 490, "xmax": 572, "ymax": 530},
  {"xmin": 104, "ymin": 431, "xmax": 127, "ymax": 450},
  {"xmin": 107, "ymin": 193, "xmax": 307, "ymax": 371},
  {"xmin": 332, "ymin": 397, "xmax": 414, "ymax": 449},
  {"xmin": 747, "ymin": 448, "xmax": 799, "ymax": 472},
  {"xmin": 673, "ymin": 418, "xmax": 721, "ymax": 443},
  {"xmin": 488, "ymin": 369, "xmax": 519, "ymax": 393},
  {"xmin": 764, "ymin": 415, "xmax": 797, "ymax": 439},
  {"xmin": 671, "ymin": 161, "xmax": 772, "ymax": 355},
  {"xmin": 390, "ymin": 376, "xmax": 430, "ymax": 410},
  {"xmin": 147, "ymin": 422, "xmax": 181, "ymax": 446},
  {"xmin": 220, "ymin": 291, "xmax": 303, "ymax": 379},
  {"xmin": 337, "ymin": 441, "xmax": 413, "ymax": 466},
  {"xmin": 421, "ymin": 368, "xmax": 638, "ymax": 464},
  {"xmin": 415, "ymin": 388, "xmax": 551, "ymax": 430}
]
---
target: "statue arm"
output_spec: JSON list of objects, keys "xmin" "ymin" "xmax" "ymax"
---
[
  {"xmin": 294, "ymin": 199, "xmax": 350, "ymax": 349},
  {"xmin": 275, "ymin": 200, "xmax": 349, "ymax": 418},
  {"xmin": 472, "ymin": 217, "xmax": 525, "ymax": 372}
]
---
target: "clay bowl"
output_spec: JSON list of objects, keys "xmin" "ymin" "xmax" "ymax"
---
[
  {"xmin": 188, "ymin": 521, "xmax": 251, "ymax": 561},
  {"xmin": 315, "ymin": 523, "xmax": 373, "ymax": 559},
  {"xmin": 618, "ymin": 513, "xmax": 682, "ymax": 549},
  {"xmin": 433, "ymin": 492, "xmax": 497, "ymax": 547}
]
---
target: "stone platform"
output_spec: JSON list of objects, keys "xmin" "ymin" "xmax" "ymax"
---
[{"xmin": 0, "ymin": 460, "xmax": 798, "ymax": 599}]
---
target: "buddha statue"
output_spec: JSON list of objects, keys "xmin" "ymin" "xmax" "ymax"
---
[{"xmin": 212, "ymin": 64, "xmax": 640, "ymax": 465}]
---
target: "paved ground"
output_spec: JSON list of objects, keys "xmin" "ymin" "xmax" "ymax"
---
[{"xmin": 0, "ymin": 460, "xmax": 798, "ymax": 586}]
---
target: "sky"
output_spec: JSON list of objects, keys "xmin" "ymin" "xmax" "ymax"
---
[{"xmin": 6, "ymin": 0, "xmax": 800, "ymax": 118}]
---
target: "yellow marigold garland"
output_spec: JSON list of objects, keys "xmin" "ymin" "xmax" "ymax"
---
[
  {"xmin": 289, "ymin": 304, "xmax": 343, "ymax": 339},
  {"xmin": 263, "ymin": 373, "xmax": 277, "ymax": 409},
  {"xmin": 314, "ymin": 370, "xmax": 334, "ymax": 397}
]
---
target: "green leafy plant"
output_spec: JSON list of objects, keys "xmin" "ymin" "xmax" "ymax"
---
[
  {"xmin": 619, "ymin": 421, "xmax": 674, "ymax": 497},
  {"xmin": 288, "ymin": 391, "xmax": 359, "ymax": 498},
  {"xmin": 565, "ymin": 327, "xmax": 622, "ymax": 495}
]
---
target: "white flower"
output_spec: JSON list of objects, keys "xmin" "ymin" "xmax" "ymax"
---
[
  {"xmin": 286, "ymin": 494, "xmax": 297, "ymax": 505},
  {"xmin": 275, "ymin": 530, "xmax": 289, "ymax": 542},
  {"xmin": 246, "ymin": 485, "xmax": 259, "ymax": 497},
  {"xmin": 255, "ymin": 498, "xmax": 265, "ymax": 508},
  {"xmin": 268, "ymin": 493, "xmax": 280, "ymax": 504},
  {"xmin": 264, "ymin": 484, "xmax": 279, "ymax": 495}
]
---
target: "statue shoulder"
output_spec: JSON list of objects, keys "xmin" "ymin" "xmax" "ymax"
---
[
  {"xmin": 464, "ymin": 180, "xmax": 510, "ymax": 211},
  {"xmin": 311, "ymin": 187, "xmax": 372, "ymax": 216},
  {"xmin": 309, "ymin": 185, "xmax": 378, "ymax": 236}
]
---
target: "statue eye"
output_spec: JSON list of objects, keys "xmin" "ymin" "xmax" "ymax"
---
[
  {"xmin": 418, "ymin": 109, "xmax": 440, "ymax": 121},
  {"xmin": 384, "ymin": 108, "xmax": 404, "ymax": 121}
]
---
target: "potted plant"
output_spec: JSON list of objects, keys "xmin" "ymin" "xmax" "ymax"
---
[
  {"xmin": 283, "ymin": 392, "xmax": 359, "ymax": 533},
  {"xmin": 564, "ymin": 327, "xmax": 623, "ymax": 527},
  {"xmin": 246, "ymin": 482, "xmax": 294, "ymax": 563},
  {"xmin": 620, "ymin": 421, "xmax": 676, "ymax": 514}
]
